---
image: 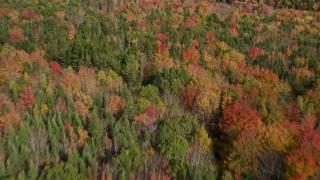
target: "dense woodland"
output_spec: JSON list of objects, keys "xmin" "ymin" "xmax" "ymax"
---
[{"xmin": 0, "ymin": 0, "xmax": 319, "ymax": 179}]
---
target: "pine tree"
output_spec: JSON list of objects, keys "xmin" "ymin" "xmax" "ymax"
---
[
  {"xmin": 28, "ymin": 160, "xmax": 38, "ymax": 180},
  {"xmin": 67, "ymin": 151, "xmax": 86, "ymax": 177},
  {"xmin": 0, "ymin": 161, "xmax": 7, "ymax": 179},
  {"xmin": 17, "ymin": 123, "xmax": 30, "ymax": 146},
  {"xmin": 88, "ymin": 107, "xmax": 103, "ymax": 145},
  {"xmin": 17, "ymin": 171, "xmax": 27, "ymax": 180},
  {"xmin": 19, "ymin": 145, "xmax": 31, "ymax": 164}
]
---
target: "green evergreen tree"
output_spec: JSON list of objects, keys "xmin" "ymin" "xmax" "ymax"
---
[
  {"xmin": 88, "ymin": 107, "xmax": 103, "ymax": 144},
  {"xmin": 28, "ymin": 161, "xmax": 38, "ymax": 180}
]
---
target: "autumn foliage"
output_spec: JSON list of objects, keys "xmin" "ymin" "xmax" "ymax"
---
[
  {"xmin": 22, "ymin": 9, "xmax": 37, "ymax": 20},
  {"xmin": 73, "ymin": 92, "xmax": 90, "ymax": 118},
  {"xmin": 0, "ymin": 46, "xmax": 30, "ymax": 86},
  {"xmin": 181, "ymin": 85, "xmax": 197, "ymax": 109},
  {"xmin": 134, "ymin": 105, "xmax": 159, "ymax": 126},
  {"xmin": 18, "ymin": 86, "xmax": 36, "ymax": 111},
  {"xmin": 219, "ymin": 97, "xmax": 263, "ymax": 134},
  {"xmin": 0, "ymin": 0, "xmax": 319, "ymax": 179},
  {"xmin": 249, "ymin": 47, "xmax": 262, "ymax": 60},
  {"xmin": 107, "ymin": 95, "xmax": 126, "ymax": 115},
  {"xmin": 49, "ymin": 61, "xmax": 62, "ymax": 75},
  {"xmin": 183, "ymin": 47, "xmax": 201, "ymax": 64},
  {"xmin": 78, "ymin": 66, "xmax": 99, "ymax": 95},
  {"xmin": 154, "ymin": 50, "xmax": 175, "ymax": 73},
  {"xmin": 9, "ymin": 28, "xmax": 24, "ymax": 43},
  {"xmin": 285, "ymin": 115, "xmax": 320, "ymax": 179},
  {"xmin": 60, "ymin": 68, "xmax": 81, "ymax": 96},
  {"xmin": 0, "ymin": 94, "xmax": 20, "ymax": 136}
]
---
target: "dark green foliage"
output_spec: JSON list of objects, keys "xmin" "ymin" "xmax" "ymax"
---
[
  {"xmin": 88, "ymin": 108, "xmax": 103, "ymax": 144},
  {"xmin": 39, "ymin": 162, "xmax": 85, "ymax": 180},
  {"xmin": 159, "ymin": 67, "xmax": 191, "ymax": 93},
  {"xmin": 28, "ymin": 161, "xmax": 38, "ymax": 180},
  {"xmin": 123, "ymin": 56, "xmax": 141, "ymax": 86},
  {"xmin": 159, "ymin": 114, "xmax": 199, "ymax": 161},
  {"xmin": 23, "ymin": 62, "xmax": 32, "ymax": 74},
  {"xmin": 114, "ymin": 144, "xmax": 144, "ymax": 172}
]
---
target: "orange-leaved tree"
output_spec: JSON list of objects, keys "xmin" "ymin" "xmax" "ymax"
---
[
  {"xmin": 78, "ymin": 66, "xmax": 99, "ymax": 95},
  {"xmin": 107, "ymin": 95, "xmax": 126, "ymax": 115},
  {"xmin": 219, "ymin": 96, "xmax": 263, "ymax": 135},
  {"xmin": 9, "ymin": 28, "xmax": 24, "ymax": 43},
  {"xmin": 17, "ymin": 86, "xmax": 36, "ymax": 112},
  {"xmin": 0, "ymin": 46, "xmax": 30, "ymax": 86},
  {"xmin": 0, "ymin": 94, "xmax": 21, "ymax": 136},
  {"xmin": 285, "ymin": 114, "xmax": 320, "ymax": 179}
]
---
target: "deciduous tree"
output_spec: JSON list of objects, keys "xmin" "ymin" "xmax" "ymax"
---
[
  {"xmin": 107, "ymin": 95, "xmax": 126, "ymax": 115},
  {"xmin": 78, "ymin": 66, "xmax": 99, "ymax": 95},
  {"xmin": 9, "ymin": 28, "xmax": 24, "ymax": 43},
  {"xmin": 134, "ymin": 106, "xmax": 159, "ymax": 126},
  {"xmin": 18, "ymin": 86, "xmax": 36, "ymax": 111},
  {"xmin": 49, "ymin": 61, "xmax": 62, "ymax": 75},
  {"xmin": 219, "ymin": 97, "xmax": 263, "ymax": 135},
  {"xmin": 0, "ymin": 94, "xmax": 20, "ymax": 136}
]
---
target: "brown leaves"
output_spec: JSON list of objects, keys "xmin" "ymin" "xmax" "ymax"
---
[
  {"xmin": 76, "ymin": 127, "xmax": 89, "ymax": 148},
  {"xmin": 107, "ymin": 95, "xmax": 126, "ymax": 115},
  {"xmin": 64, "ymin": 121, "xmax": 89, "ymax": 149},
  {"xmin": 18, "ymin": 86, "xmax": 36, "ymax": 111},
  {"xmin": 74, "ymin": 99, "xmax": 88, "ymax": 118},
  {"xmin": 73, "ymin": 92, "xmax": 90, "ymax": 118},
  {"xmin": 181, "ymin": 85, "xmax": 197, "ymax": 110},
  {"xmin": 60, "ymin": 68, "xmax": 81, "ymax": 97},
  {"xmin": 52, "ymin": 98, "xmax": 68, "ymax": 115},
  {"xmin": 55, "ymin": 11, "xmax": 65, "ymax": 22},
  {"xmin": 0, "ymin": 46, "xmax": 30, "ymax": 86},
  {"xmin": 78, "ymin": 66, "xmax": 99, "ymax": 95}
]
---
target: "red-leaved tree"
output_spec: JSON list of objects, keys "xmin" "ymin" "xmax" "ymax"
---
[
  {"xmin": 22, "ymin": 9, "xmax": 37, "ymax": 20},
  {"xmin": 249, "ymin": 47, "xmax": 262, "ymax": 60},
  {"xmin": 285, "ymin": 114, "xmax": 320, "ymax": 179},
  {"xmin": 219, "ymin": 97, "xmax": 263, "ymax": 135},
  {"xmin": 49, "ymin": 61, "xmax": 62, "ymax": 75},
  {"xmin": 134, "ymin": 106, "xmax": 159, "ymax": 126}
]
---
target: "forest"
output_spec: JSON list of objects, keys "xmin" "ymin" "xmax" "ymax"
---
[{"xmin": 0, "ymin": 0, "xmax": 319, "ymax": 179}]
